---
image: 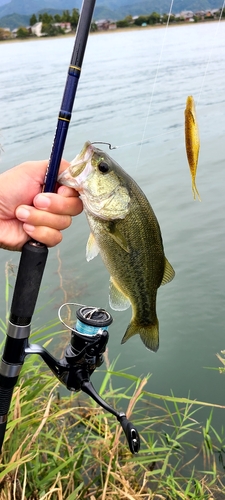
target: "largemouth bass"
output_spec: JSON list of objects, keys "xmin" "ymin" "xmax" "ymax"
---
[
  {"xmin": 58, "ymin": 142, "xmax": 175, "ymax": 352},
  {"xmin": 185, "ymin": 96, "xmax": 201, "ymax": 201}
]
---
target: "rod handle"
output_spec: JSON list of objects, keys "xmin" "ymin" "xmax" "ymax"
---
[
  {"xmin": 0, "ymin": 384, "xmax": 15, "ymax": 453},
  {"xmin": 10, "ymin": 242, "xmax": 48, "ymax": 325}
]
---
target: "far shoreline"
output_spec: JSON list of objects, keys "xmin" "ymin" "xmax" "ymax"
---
[{"xmin": 0, "ymin": 19, "xmax": 223, "ymax": 44}]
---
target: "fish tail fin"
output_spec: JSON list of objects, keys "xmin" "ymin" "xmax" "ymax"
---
[
  {"xmin": 192, "ymin": 179, "xmax": 201, "ymax": 202},
  {"xmin": 121, "ymin": 319, "xmax": 159, "ymax": 352}
]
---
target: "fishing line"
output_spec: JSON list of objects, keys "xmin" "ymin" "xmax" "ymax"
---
[
  {"xmin": 100, "ymin": 2, "xmax": 224, "ymax": 153},
  {"xmin": 94, "ymin": 129, "xmax": 179, "ymax": 151},
  {"xmin": 97, "ymin": 0, "xmax": 209, "ymax": 157},
  {"xmin": 196, "ymin": 0, "xmax": 225, "ymax": 107},
  {"xmin": 135, "ymin": 0, "xmax": 175, "ymax": 168},
  {"xmin": 99, "ymin": 0, "xmax": 175, "ymax": 154},
  {"xmin": 91, "ymin": 3, "xmax": 225, "ymax": 156}
]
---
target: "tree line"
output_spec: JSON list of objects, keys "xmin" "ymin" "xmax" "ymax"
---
[
  {"xmin": 117, "ymin": 8, "xmax": 225, "ymax": 28},
  {"xmin": 1, "ymin": 7, "xmax": 225, "ymax": 41},
  {"xmin": 29, "ymin": 9, "xmax": 79, "ymax": 36}
]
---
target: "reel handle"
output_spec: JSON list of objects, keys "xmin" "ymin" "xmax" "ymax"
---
[
  {"xmin": 118, "ymin": 414, "xmax": 140, "ymax": 454},
  {"xmin": 80, "ymin": 380, "xmax": 140, "ymax": 454}
]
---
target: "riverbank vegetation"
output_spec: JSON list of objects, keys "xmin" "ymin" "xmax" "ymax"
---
[
  {"xmin": 30, "ymin": 9, "xmax": 80, "ymax": 37},
  {"xmin": 0, "ymin": 7, "xmax": 225, "ymax": 41},
  {"xmin": 0, "ymin": 262, "xmax": 225, "ymax": 499},
  {"xmin": 117, "ymin": 8, "xmax": 225, "ymax": 28}
]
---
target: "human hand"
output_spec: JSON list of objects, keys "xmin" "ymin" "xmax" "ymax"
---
[{"xmin": 0, "ymin": 160, "xmax": 83, "ymax": 251}]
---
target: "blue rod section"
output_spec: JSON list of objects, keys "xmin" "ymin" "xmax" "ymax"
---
[{"xmin": 44, "ymin": 0, "xmax": 96, "ymax": 192}]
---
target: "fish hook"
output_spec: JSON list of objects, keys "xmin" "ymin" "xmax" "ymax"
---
[{"xmin": 91, "ymin": 141, "xmax": 117, "ymax": 150}]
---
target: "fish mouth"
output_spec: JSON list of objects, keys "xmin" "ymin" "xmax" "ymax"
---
[
  {"xmin": 71, "ymin": 141, "xmax": 93, "ymax": 170},
  {"xmin": 70, "ymin": 141, "xmax": 95, "ymax": 188},
  {"xmin": 58, "ymin": 141, "xmax": 94, "ymax": 187}
]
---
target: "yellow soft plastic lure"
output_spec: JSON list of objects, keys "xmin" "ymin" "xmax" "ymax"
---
[{"xmin": 184, "ymin": 96, "xmax": 201, "ymax": 201}]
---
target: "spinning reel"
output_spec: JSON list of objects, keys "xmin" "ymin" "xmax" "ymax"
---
[{"xmin": 25, "ymin": 304, "xmax": 140, "ymax": 454}]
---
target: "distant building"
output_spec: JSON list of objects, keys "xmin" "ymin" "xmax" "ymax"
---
[
  {"xmin": 211, "ymin": 9, "xmax": 220, "ymax": 16},
  {"xmin": 108, "ymin": 22, "xmax": 117, "ymax": 30},
  {"xmin": 205, "ymin": 10, "xmax": 218, "ymax": 18},
  {"xmin": 0, "ymin": 27, "xmax": 11, "ymax": 39},
  {"xmin": 31, "ymin": 22, "xmax": 43, "ymax": 37},
  {"xmin": 95, "ymin": 19, "xmax": 111, "ymax": 30},
  {"xmin": 12, "ymin": 28, "xmax": 18, "ymax": 38},
  {"xmin": 53, "ymin": 22, "xmax": 72, "ymax": 33},
  {"xmin": 95, "ymin": 19, "xmax": 117, "ymax": 31},
  {"xmin": 195, "ymin": 11, "xmax": 205, "ymax": 19},
  {"xmin": 193, "ymin": 9, "xmax": 218, "ymax": 19},
  {"xmin": 180, "ymin": 11, "xmax": 194, "ymax": 20}
]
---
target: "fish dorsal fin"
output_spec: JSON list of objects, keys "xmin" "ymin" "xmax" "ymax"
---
[
  {"xmin": 109, "ymin": 277, "xmax": 131, "ymax": 311},
  {"xmin": 86, "ymin": 233, "xmax": 100, "ymax": 262},
  {"xmin": 161, "ymin": 257, "xmax": 175, "ymax": 286},
  {"xmin": 103, "ymin": 222, "xmax": 130, "ymax": 253}
]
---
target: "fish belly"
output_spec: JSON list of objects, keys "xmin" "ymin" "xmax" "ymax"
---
[{"xmin": 86, "ymin": 199, "xmax": 165, "ymax": 351}]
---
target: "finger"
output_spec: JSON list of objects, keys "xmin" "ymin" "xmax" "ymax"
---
[
  {"xmin": 15, "ymin": 158, "xmax": 70, "ymax": 189},
  {"xmin": 57, "ymin": 185, "xmax": 80, "ymax": 197},
  {"xmin": 23, "ymin": 224, "xmax": 63, "ymax": 248},
  {"xmin": 33, "ymin": 193, "xmax": 83, "ymax": 216},
  {"xmin": 16, "ymin": 206, "xmax": 72, "ymax": 230}
]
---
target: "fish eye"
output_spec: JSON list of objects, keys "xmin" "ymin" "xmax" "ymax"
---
[{"xmin": 98, "ymin": 161, "xmax": 109, "ymax": 173}]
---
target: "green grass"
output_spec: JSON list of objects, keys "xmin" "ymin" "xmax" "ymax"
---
[
  {"xmin": 0, "ymin": 340, "xmax": 225, "ymax": 499},
  {"xmin": 0, "ymin": 262, "xmax": 225, "ymax": 499}
]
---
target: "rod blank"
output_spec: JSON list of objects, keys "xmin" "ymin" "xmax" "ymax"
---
[{"xmin": 0, "ymin": 0, "xmax": 96, "ymax": 453}]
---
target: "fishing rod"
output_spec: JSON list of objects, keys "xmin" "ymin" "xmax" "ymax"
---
[{"xmin": 0, "ymin": 0, "xmax": 140, "ymax": 455}]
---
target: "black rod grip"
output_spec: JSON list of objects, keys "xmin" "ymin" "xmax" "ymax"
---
[
  {"xmin": 10, "ymin": 242, "xmax": 48, "ymax": 325},
  {"xmin": 0, "ymin": 384, "xmax": 15, "ymax": 453}
]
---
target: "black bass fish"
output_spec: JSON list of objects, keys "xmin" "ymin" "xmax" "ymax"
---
[
  {"xmin": 185, "ymin": 96, "xmax": 201, "ymax": 201},
  {"xmin": 58, "ymin": 142, "xmax": 175, "ymax": 352}
]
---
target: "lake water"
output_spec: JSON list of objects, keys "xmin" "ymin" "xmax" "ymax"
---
[{"xmin": 0, "ymin": 22, "xmax": 225, "ymax": 435}]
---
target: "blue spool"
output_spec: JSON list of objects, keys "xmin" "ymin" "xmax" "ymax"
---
[
  {"xmin": 75, "ymin": 318, "xmax": 108, "ymax": 336},
  {"xmin": 75, "ymin": 306, "xmax": 113, "ymax": 337}
]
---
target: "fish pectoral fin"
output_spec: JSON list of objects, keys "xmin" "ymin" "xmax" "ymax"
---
[
  {"xmin": 86, "ymin": 233, "xmax": 100, "ymax": 261},
  {"xmin": 161, "ymin": 257, "xmax": 175, "ymax": 285},
  {"xmin": 109, "ymin": 277, "xmax": 131, "ymax": 311},
  {"xmin": 103, "ymin": 222, "xmax": 130, "ymax": 253}
]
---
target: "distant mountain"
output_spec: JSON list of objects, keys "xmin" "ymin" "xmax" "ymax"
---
[
  {"xmin": 0, "ymin": 12, "xmax": 29, "ymax": 29},
  {"xmin": 100, "ymin": 0, "xmax": 224, "ymax": 16},
  {"xmin": 0, "ymin": 10, "xmax": 66, "ymax": 29},
  {"xmin": 0, "ymin": 0, "xmax": 223, "ymax": 27},
  {"xmin": 93, "ymin": 6, "xmax": 119, "ymax": 21},
  {"xmin": 36, "ymin": 8, "xmax": 64, "ymax": 16},
  {"xmin": 0, "ymin": 0, "xmax": 81, "ymax": 18}
]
